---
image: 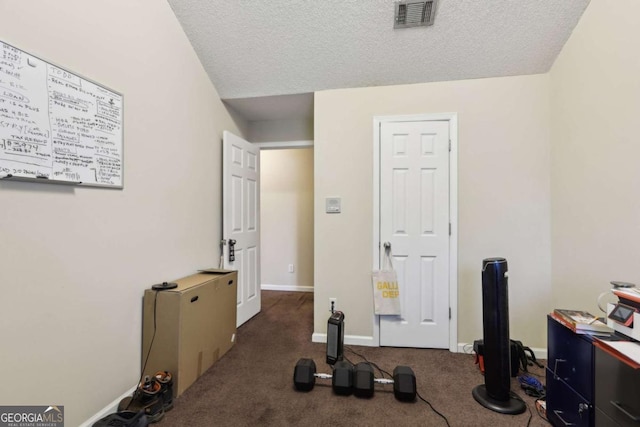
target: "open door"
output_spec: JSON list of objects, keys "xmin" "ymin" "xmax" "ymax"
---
[{"xmin": 223, "ymin": 131, "xmax": 261, "ymax": 327}]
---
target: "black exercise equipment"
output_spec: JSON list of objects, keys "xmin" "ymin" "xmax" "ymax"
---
[
  {"xmin": 293, "ymin": 310, "xmax": 417, "ymax": 402},
  {"xmin": 392, "ymin": 366, "xmax": 418, "ymax": 402},
  {"xmin": 472, "ymin": 258, "xmax": 525, "ymax": 415},
  {"xmin": 352, "ymin": 362, "xmax": 417, "ymax": 402},
  {"xmin": 332, "ymin": 360, "xmax": 354, "ymax": 395},
  {"xmin": 293, "ymin": 358, "xmax": 354, "ymax": 395}
]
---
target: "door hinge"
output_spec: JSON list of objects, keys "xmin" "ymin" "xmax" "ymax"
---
[
  {"xmin": 449, "ymin": 140, "xmax": 451, "ymax": 152},
  {"xmin": 449, "ymin": 223, "xmax": 451, "ymax": 236},
  {"xmin": 449, "ymin": 307, "xmax": 451, "ymax": 319}
]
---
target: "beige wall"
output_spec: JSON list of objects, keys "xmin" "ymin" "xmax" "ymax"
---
[
  {"xmin": 0, "ymin": 1, "xmax": 245, "ymax": 425},
  {"xmin": 550, "ymin": 0, "xmax": 640, "ymax": 311},
  {"xmin": 261, "ymin": 148, "xmax": 314, "ymax": 289},
  {"xmin": 2, "ymin": 0, "xmax": 633, "ymax": 422},
  {"xmin": 314, "ymin": 74, "xmax": 552, "ymax": 348}
]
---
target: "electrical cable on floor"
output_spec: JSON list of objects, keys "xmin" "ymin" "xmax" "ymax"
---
[
  {"xmin": 126, "ymin": 290, "xmax": 159, "ymax": 410},
  {"xmin": 416, "ymin": 391, "xmax": 451, "ymax": 427},
  {"xmin": 509, "ymin": 391, "xmax": 532, "ymax": 427},
  {"xmin": 345, "ymin": 346, "xmax": 451, "ymax": 427},
  {"xmin": 343, "ymin": 352, "xmax": 388, "ymax": 380},
  {"xmin": 462, "ymin": 343, "xmax": 474, "ymax": 354},
  {"xmin": 345, "ymin": 347, "xmax": 388, "ymax": 379},
  {"xmin": 343, "ymin": 354, "xmax": 355, "ymax": 367}
]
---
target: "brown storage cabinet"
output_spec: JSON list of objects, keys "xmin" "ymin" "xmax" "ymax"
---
[{"xmin": 142, "ymin": 270, "xmax": 237, "ymax": 397}]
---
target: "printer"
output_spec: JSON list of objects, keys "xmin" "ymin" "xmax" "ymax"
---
[{"xmin": 607, "ymin": 286, "xmax": 640, "ymax": 341}]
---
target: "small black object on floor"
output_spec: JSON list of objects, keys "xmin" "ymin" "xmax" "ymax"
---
[{"xmin": 92, "ymin": 410, "xmax": 148, "ymax": 427}]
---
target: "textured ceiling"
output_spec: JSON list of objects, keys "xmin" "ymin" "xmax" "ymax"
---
[{"xmin": 167, "ymin": 0, "xmax": 590, "ymax": 120}]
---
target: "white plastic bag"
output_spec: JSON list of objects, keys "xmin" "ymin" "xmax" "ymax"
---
[{"xmin": 372, "ymin": 248, "xmax": 401, "ymax": 315}]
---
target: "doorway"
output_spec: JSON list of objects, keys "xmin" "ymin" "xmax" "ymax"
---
[{"xmin": 259, "ymin": 146, "xmax": 314, "ymax": 293}]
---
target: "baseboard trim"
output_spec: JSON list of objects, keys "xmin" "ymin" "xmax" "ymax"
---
[
  {"xmin": 456, "ymin": 342, "xmax": 547, "ymax": 361},
  {"xmin": 261, "ymin": 284, "xmax": 313, "ymax": 292},
  {"xmin": 309, "ymin": 336, "xmax": 547, "ymax": 360},
  {"xmin": 312, "ymin": 333, "xmax": 375, "ymax": 347},
  {"xmin": 79, "ymin": 385, "xmax": 136, "ymax": 427}
]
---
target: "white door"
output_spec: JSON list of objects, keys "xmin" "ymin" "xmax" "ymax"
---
[
  {"xmin": 223, "ymin": 131, "xmax": 261, "ymax": 327},
  {"xmin": 378, "ymin": 119, "xmax": 450, "ymax": 348}
]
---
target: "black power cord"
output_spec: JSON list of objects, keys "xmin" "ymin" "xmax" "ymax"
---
[
  {"xmin": 345, "ymin": 347, "xmax": 451, "ymax": 427},
  {"xmin": 343, "ymin": 347, "xmax": 387, "ymax": 379},
  {"xmin": 416, "ymin": 391, "xmax": 451, "ymax": 427},
  {"xmin": 125, "ymin": 290, "xmax": 159, "ymax": 410},
  {"xmin": 509, "ymin": 391, "xmax": 533, "ymax": 427}
]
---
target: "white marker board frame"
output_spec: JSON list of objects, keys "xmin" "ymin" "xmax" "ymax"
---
[{"xmin": 0, "ymin": 40, "xmax": 124, "ymax": 188}]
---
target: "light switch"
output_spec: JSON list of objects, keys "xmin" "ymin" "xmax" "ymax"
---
[{"xmin": 326, "ymin": 197, "xmax": 341, "ymax": 214}]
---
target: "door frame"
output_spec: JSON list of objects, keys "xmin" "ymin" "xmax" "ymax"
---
[
  {"xmin": 255, "ymin": 141, "xmax": 315, "ymax": 293},
  {"xmin": 372, "ymin": 113, "xmax": 458, "ymax": 352}
]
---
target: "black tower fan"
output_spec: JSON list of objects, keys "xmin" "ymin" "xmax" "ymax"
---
[{"xmin": 472, "ymin": 258, "xmax": 525, "ymax": 414}]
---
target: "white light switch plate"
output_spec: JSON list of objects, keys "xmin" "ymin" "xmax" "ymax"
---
[{"xmin": 326, "ymin": 197, "xmax": 341, "ymax": 213}]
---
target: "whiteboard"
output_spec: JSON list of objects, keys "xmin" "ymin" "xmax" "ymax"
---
[{"xmin": 0, "ymin": 40, "xmax": 123, "ymax": 188}]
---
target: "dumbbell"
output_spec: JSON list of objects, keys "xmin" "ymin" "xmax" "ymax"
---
[
  {"xmin": 293, "ymin": 358, "xmax": 354, "ymax": 395},
  {"xmin": 352, "ymin": 362, "xmax": 417, "ymax": 402}
]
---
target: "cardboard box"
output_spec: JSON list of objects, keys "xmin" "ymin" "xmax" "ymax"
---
[{"xmin": 142, "ymin": 270, "xmax": 237, "ymax": 397}]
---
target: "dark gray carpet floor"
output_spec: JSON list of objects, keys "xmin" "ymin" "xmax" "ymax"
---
[{"xmin": 156, "ymin": 291, "xmax": 549, "ymax": 426}]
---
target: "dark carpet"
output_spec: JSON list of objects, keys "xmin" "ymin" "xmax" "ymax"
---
[{"xmin": 157, "ymin": 291, "xmax": 549, "ymax": 426}]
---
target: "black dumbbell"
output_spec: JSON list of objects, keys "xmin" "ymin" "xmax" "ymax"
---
[
  {"xmin": 293, "ymin": 358, "xmax": 354, "ymax": 395},
  {"xmin": 353, "ymin": 362, "xmax": 417, "ymax": 402}
]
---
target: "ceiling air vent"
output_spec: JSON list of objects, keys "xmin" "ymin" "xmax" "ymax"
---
[{"xmin": 394, "ymin": 0, "xmax": 437, "ymax": 29}]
